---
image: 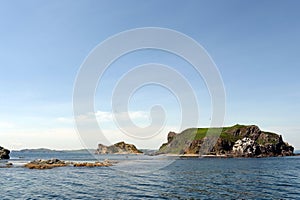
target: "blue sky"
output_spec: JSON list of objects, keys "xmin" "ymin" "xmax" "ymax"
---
[{"xmin": 0, "ymin": 0, "xmax": 299, "ymax": 150}]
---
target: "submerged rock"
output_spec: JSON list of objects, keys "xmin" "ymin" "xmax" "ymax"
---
[{"xmin": 0, "ymin": 146, "xmax": 10, "ymax": 159}]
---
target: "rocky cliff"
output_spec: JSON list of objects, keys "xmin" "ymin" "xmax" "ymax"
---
[
  {"xmin": 0, "ymin": 146, "xmax": 10, "ymax": 159},
  {"xmin": 158, "ymin": 125, "xmax": 294, "ymax": 157},
  {"xmin": 95, "ymin": 142, "xmax": 143, "ymax": 154}
]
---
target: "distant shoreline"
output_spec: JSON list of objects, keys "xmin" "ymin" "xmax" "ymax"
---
[{"xmin": 8, "ymin": 148, "xmax": 300, "ymax": 158}]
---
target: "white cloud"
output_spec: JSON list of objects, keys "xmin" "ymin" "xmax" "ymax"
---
[
  {"xmin": 95, "ymin": 110, "xmax": 148, "ymax": 122},
  {"xmin": 95, "ymin": 111, "xmax": 113, "ymax": 121},
  {"xmin": 128, "ymin": 111, "xmax": 149, "ymax": 120}
]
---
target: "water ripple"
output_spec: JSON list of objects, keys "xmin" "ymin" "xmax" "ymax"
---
[{"xmin": 1, "ymin": 154, "xmax": 300, "ymax": 199}]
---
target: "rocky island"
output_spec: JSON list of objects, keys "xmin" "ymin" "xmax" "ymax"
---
[
  {"xmin": 158, "ymin": 124, "xmax": 294, "ymax": 157},
  {"xmin": 95, "ymin": 141, "xmax": 143, "ymax": 154},
  {"xmin": 0, "ymin": 146, "xmax": 10, "ymax": 159}
]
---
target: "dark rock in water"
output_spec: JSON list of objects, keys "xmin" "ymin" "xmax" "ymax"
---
[
  {"xmin": 95, "ymin": 141, "xmax": 143, "ymax": 154},
  {"xmin": 158, "ymin": 124, "xmax": 294, "ymax": 157},
  {"xmin": 0, "ymin": 146, "xmax": 10, "ymax": 159}
]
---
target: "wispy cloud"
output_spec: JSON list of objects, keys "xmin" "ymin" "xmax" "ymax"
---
[
  {"xmin": 96, "ymin": 111, "xmax": 148, "ymax": 122},
  {"xmin": 71, "ymin": 110, "xmax": 149, "ymax": 123}
]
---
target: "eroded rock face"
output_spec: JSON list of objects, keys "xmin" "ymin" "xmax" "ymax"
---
[
  {"xmin": 0, "ymin": 146, "xmax": 10, "ymax": 159},
  {"xmin": 245, "ymin": 125, "xmax": 261, "ymax": 140},
  {"xmin": 95, "ymin": 142, "xmax": 143, "ymax": 154},
  {"xmin": 167, "ymin": 132, "xmax": 177, "ymax": 143}
]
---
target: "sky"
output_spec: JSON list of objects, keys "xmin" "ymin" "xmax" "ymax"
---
[{"xmin": 0, "ymin": 0, "xmax": 299, "ymax": 150}]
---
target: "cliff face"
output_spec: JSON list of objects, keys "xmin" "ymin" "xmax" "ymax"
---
[
  {"xmin": 95, "ymin": 142, "xmax": 143, "ymax": 154},
  {"xmin": 0, "ymin": 146, "xmax": 10, "ymax": 159},
  {"xmin": 158, "ymin": 125, "xmax": 294, "ymax": 157}
]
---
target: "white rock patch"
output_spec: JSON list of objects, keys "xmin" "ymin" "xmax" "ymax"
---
[{"xmin": 232, "ymin": 137, "xmax": 257, "ymax": 155}]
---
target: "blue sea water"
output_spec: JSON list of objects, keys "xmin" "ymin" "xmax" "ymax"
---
[{"xmin": 1, "ymin": 151, "xmax": 299, "ymax": 199}]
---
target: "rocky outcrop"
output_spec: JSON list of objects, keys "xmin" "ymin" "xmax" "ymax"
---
[
  {"xmin": 0, "ymin": 146, "xmax": 10, "ymax": 159},
  {"xmin": 158, "ymin": 124, "xmax": 294, "ymax": 157},
  {"xmin": 95, "ymin": 142, "xmax": 143, "ymax": 154},
  {"xmin": 25, "ymin": 159, "xmax": 68, "ymax": 169},
  {"xmin": 24, "ymin": 159, "xmax": 113, "ymax": 169}
]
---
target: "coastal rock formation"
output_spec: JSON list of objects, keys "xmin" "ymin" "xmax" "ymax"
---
[
  {"xmin": 158, "ymin": 125, "xmax": 294, "ymax": 157},
  {"xmin": 95, "ymin": 141, "xmax": 143, "ymax": 154},
  {"xmin": 0, "ymin": 146, "xmax": 10, "ymax": 159}
]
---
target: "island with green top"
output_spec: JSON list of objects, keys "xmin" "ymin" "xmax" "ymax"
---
[{"xmin": 158, "ymin": 124, "xmax": 294, "ymax": 157}]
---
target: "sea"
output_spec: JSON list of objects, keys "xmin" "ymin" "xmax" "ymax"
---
[{"xmin": 0, "ymin": 151, "xmax": 299, "ymax": 199}]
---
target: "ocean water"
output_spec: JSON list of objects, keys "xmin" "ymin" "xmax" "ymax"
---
[{"xmin": 1, "ymin": 151, "xmax": 299, "ymax": 199}]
